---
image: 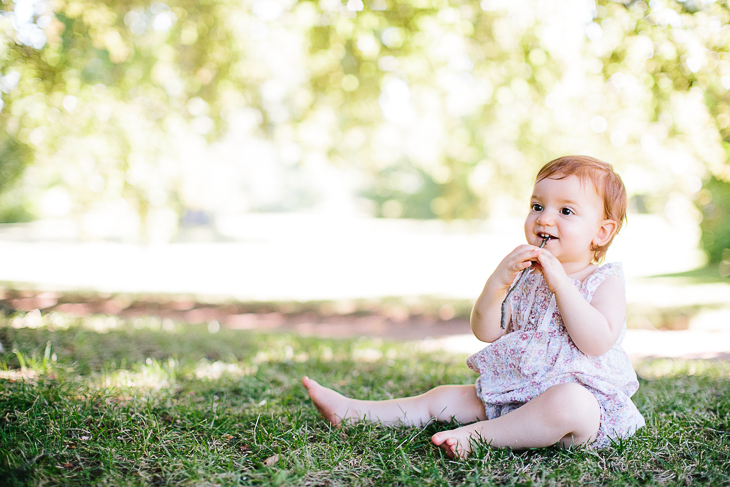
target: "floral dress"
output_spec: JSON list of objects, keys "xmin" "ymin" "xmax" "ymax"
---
[{"xmin": 467, "ymin": 262, "xmax": 645, "ymax": 448}]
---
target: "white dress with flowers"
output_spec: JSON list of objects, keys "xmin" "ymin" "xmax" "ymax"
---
[{"xmin": 466, "ymin": 262, "xmax": 645, "ymax": 448}]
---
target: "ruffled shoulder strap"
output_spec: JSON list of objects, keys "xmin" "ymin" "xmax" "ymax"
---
[{"xmin": 580, "ymin": 262, "xmax": 624, "ymax": 302}]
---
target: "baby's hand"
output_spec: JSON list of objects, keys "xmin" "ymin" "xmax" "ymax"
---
[
  {"xmin": 534, "ymin": 248, "xmax": 570, "ymax": 293},
  {"xmin": 490, "ymin": 244, "xmax": 542, "ymax": 290}
]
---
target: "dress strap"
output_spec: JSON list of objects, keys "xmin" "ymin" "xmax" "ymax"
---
[
  {"xmin": 581, "ymin": 262, "xmax": 624, "ymax": 303},
  {"xmin": 539, "ymin": 294, "xmax": 557, "ymax": 330}
]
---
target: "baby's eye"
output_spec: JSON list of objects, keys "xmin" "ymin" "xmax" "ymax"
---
[
  {"xmin": 560, "ymin": 207, "xmax": 574, "ymax": 215},
  {"xmin": 531, "ymin": 203, "xmax": 543, "ymax": 212}
]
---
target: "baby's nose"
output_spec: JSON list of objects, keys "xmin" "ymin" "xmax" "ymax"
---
[{"xmin": 536, "ymin": 213, "xmax": 554, "ymax": 225}]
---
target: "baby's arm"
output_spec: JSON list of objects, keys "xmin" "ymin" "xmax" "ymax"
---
[
  {"xmin": 537, "ymin": 252, "xmax": 625, "ymax": 356},
  {"xmin": 471, "ymin": 245, "xmax": 542, "ymax": 342}
]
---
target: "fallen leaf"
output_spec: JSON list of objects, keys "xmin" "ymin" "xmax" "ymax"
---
[
  {"xmin": 263, "ymin": 454, "xmax": 279, "ymax": 467},
  {"xmin": 240, "ymin": 444, "xmax": 252, "ymax": 453}
]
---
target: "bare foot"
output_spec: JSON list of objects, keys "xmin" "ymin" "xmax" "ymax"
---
[
  {"xmin": 302, "ymin": 376, "xmax": 360, "ymax": 427},
  {"xmin": 431, "ymin": 423, "xmax": 483, "ymax": 459}
]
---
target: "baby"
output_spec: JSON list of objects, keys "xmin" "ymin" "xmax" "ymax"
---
[{"xmin": 303, "ymin": 155, "xmax": 645, "ymax": 458}]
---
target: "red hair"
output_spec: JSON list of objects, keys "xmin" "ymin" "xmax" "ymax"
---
[{"xmin": 536, "ymin": 155, "xmax": 627, "ymax": 263}]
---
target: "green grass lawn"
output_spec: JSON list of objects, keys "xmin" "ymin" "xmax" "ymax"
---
[{"xmin": 1, "ymin": 311, "xmax": 729, "ymax": 486}]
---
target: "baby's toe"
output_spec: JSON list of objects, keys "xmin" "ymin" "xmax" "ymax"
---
[{"xmin": 431, "ymin": 433, "xmax": 446, "ymax": 446}]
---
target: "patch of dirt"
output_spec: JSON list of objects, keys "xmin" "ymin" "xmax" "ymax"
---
[
  {"xmin": 4, "ymin": 289, "xmax": 729, "ymax": 361},
  {"xmin": 0, "ymin": 289, "xmax": 472, "ymax": 340}
]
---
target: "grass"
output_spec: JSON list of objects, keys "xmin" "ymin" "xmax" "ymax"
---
[{"xmin": 1, "ymin": 311, "xmax": 729, "ymax": 486}]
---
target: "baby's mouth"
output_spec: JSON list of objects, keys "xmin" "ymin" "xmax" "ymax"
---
[{"xmin": 538, "ymin": 233, "xmax": 556, "ymax": 242}]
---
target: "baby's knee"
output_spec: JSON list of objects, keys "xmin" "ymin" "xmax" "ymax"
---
[{"xmin": 541, "ymin": 383, "xmax": 600, "ymax": 428}]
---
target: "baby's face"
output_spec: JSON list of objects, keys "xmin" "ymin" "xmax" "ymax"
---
[{"xmin": 524, "ymin": 175, "xmax": 608, "ymax": 267}]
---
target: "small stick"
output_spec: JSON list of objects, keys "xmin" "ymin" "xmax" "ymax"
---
[{"xmin": 500, "ymin": 236, "xmax": 550, "ymax": 329}]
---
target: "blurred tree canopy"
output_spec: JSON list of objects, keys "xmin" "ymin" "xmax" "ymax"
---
[{"xmin": 0, "ymin": 0, "xmax": 729, "ymax": 253}]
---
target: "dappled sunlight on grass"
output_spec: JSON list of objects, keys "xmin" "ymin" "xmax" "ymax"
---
[
  {"xmin": 351, "ymin": 347, "xmax": 384, "ymax": 362},
  {"xmin": 0, "ymin": 368, "xmax": 39, "ymax": 382},
  {"xmin": 81, "ymin": 315, "xmax": 122, "ymax": 334},
  {"xmin": 194, "ymin": 360, "xmax": 257, "ymax": 380},
  {"xmin": 98, "ymin": 358, "xmax": 176, "ymax": 392},
  {"xmin": 253, "ymin": 345, "xmax": 309, "ymax": 364},
  {"xmin": 9, "ymin": 309, "xmax": 45, "ymax": 329}
]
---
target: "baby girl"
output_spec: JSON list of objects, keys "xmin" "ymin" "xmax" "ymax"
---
[{"xmin": 303, "ymin": 155, "xmax": 645, "ymax": 458}]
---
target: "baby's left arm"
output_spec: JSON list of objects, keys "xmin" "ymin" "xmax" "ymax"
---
[
  {"xmin": 553, "ymin": 275, "xmax": 626, "ymax": 356},
  {"xmin": 536, "ymin": 251, "xmax": 625, "ymax": 356}
]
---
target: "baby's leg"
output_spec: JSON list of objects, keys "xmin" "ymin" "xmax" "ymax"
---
[
  {"xmin": 302, "ymin": 376, "xmax": 486, "ymax": 427},
  {"xmin": 431, "ymin": 383, "xmax": 600, "ymax": 459}
]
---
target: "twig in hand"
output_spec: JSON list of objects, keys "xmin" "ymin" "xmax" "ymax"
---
[{"xmin": 500, "ymin": 236, "xmax": 550, "ymax": 329}]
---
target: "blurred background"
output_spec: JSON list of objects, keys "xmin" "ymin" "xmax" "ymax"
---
[{"xmin": 0, "ymin": 0, "xmax": 729, "ymax": 355}]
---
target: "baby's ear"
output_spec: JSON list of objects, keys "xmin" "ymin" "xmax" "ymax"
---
[{"xmin": 593, "ymin": 219, "xmax": 618, "ymax": 247}]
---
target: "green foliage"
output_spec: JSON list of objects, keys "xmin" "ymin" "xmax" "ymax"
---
[
  {"xmin": 0, "ymin": 131, "xmax": 33, "ymax": 222},
  {"xmin": 697, "ymin": 173, "xmax": 730, "ymax": 265},
  {"xmin": 1, "ymin": 0, "xmax": 730, "ymax": 232},
  {"xmin": 0, "ymin": 131, "xmax": 29, "ymax": 191},
  {"xmin": 1, "ymin": 311, "xmax": 730, "ymax": 485}
]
